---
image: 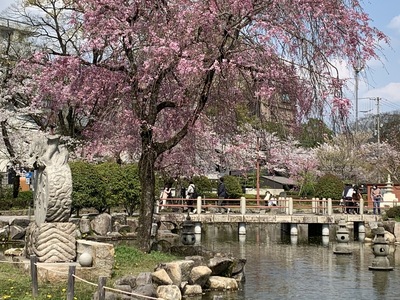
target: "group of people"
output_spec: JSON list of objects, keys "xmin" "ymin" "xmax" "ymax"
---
[
  {"xmin": 342, "ymin": 184, "xmax": 382, "ymax": 215},
  {"xmin": 159, "ymin": 177, "xmax": 230, "ymax": 213},
  {"xmin": 341, "ymin": 184, "xmax": 361, "ymax": 214},
  {"xmin": 264, "ymin": 191, "xmax": 277, "ymax": 207},
  {"xmin": 159, "ymin": 181, "xmax": 197, "ymax": 212}
]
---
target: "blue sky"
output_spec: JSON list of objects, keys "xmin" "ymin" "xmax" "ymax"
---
[
  {"xmin": 353, "ymin": 0, "xmax": 400, "ymax": 115},
  {"xmin": 1, "ymin": 0, "xmax": 400, "ymax": 115}
]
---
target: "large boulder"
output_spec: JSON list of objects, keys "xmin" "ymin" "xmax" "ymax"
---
[
  {"xmin": 156, "ymin": 285, "xmax": 182, "ymax": 300},
  {"xmin": 385, "ymin": 231, "xmax": 396, "ymax": 244},
  {"xmin": 208, "ymin": 256, "xmax": 234, "ymax": 276},
  {"xmin": 232, "ymin": 258, "xmax": 247, "ymax": 276},
  {"xmin": 79, "ymin": 218, "xmax": 92, "ymax": 234},
  {"xmin": 9, "ymin": 224, "xmax": 25, "ymax": 240},
  {"xmin": 114, "ymin": 275, "xmax": 137, "ymax": 289},
  {"xmin": 171, "ymin": 260, "xmax": 194, "ymax": 282},
  {"xmin": 91, "ymin": 213, "xmax": 112, "ymax": 236},
  {"xmin": 161, "ymin": 262, "xmax": 181, "ymax": 286},
  {"xmin": 152, "ymin": 268, "xmax": 173, "ymax": 286},
  {"xmin": 136, "ymin": 272, "xmax": 152, "ymax": 285},
  {"xmin": 11, "ymin": 218, "xmax": 31, "ymax": 227},
  {"xmin": 185, "ymin": 255, "xmax": 206, "ymax": 267},
  {"xmin": 132, "ymin": 284, "xmax": 157, "ymax": 298},
  {"xmin": 394, "ymin": 222, "xmax": 400, "ymax": 243},
  {"xmin": 208, "ymin": 276, "xmax": 239, "ymax": 291},
  {"xmin": 93, "ymin": 291, "xmax": 117, "ymax": 300},
  {"xmin": 182, "ymin": 284, "xmax": 202, "ymax": 296},
  {"xmin": 189, "ymin": 265, "xmax": 212, "ymax": 287}
]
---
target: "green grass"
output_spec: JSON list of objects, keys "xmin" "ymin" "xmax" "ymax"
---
[
  {"xmin": 0, "ymin": 245, "xmax": 179, "ymax": 299},
  {"xmin": 112, "ymin": 245, "xmax": 179, "ymax": 278}
]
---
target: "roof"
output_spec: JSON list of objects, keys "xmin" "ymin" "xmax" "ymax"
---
[{"xmin": 262, "ymin": 176, "xmax": 296, "ymax": 185}]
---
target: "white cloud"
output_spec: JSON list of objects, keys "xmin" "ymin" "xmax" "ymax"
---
[
  {"xmin": 362, "ymin": 82, "xmax": 400, "ymax": 113},
  {"xmin": 388, "ymin": 15, "xmax": 400, "ymax": 33}
]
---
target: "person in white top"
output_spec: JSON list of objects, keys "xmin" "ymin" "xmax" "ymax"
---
[
  {"xmin": 186, "ymin": 181, "xmax": 195, "ymax": 212},
  {"xmin": 160, "ymin": 185, "xmax": 171, "ymax": 211}
]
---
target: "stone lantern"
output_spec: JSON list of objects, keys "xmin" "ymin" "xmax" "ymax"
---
[
  {"xmin": 369, "ymin": 222, "xmax": 393, "ymax": 271},
  {"xmin": 181, "ymin": 213, "xmax": 196, "ymax": 245},
  {"xmin": 333, "ymin": 218, "xmax": 352, "ymax": 255}
]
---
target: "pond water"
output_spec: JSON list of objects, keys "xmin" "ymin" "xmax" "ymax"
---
[
  {"xmin": 199, "ymin": 224, "xmax": 400, "ymax": 300},
  {"xmin": 1, "ymin": 224, "xmax": 399, "ymax": 300}
]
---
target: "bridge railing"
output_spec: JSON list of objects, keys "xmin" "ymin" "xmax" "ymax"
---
[{"xmin": 158, "ymin": 196, "xmax": 368, "ymax": 216}]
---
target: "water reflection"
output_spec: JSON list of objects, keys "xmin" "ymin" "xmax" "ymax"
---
[
  {"xmin": 372, "ymin": 271, "xmax": 389, "ymax": 295},
  {"xmin": 200, "ymin": 224, "xmax": 399, "ymax": 300}
]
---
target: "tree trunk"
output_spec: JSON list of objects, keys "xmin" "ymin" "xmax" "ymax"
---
[
  {"xmin": 1, "ymin": 120, "xmax": 16, "ymax": 160},
  {"xmin": 137, "ymin": 139, "xmax": 157, "ymax": 252}
]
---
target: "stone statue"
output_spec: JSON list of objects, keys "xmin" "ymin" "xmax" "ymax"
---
[
  {"xmin": 29, "ymin": 134, "xmax": 72, "ymax": 224},
  {"xmin": 26, "ymin": 133, "xmax": 76, "ymax": 263}
]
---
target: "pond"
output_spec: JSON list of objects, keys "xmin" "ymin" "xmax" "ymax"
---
[
  {"xmin": 199, "ymin": 224, "xmax": 400, "ymax": 300},
  {"xmin": 1, "ymin": 224, "xmax": 399, "ymax": 300}
]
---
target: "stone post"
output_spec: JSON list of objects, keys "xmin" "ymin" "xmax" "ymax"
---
[
  {"xmin": 196, "ymin": 196, "xmax": 202, "ymax": 215},
  {"xmin": 312, "ymin": 198, "xmax": 317, "ymax": 214},
  {"xmin": 290, "ymin": 224, "xmax": 298, "ymax": 236},
  {"xmin": 358, "ymin": 222, "xmax": 366, "ymax": 242},
  {"xmin": 327, "ymin": 198, "xmax": 333, "ymax": 216},
  {"xmin": 240, "ymin": 197, "xmax": 246, "ymax": 215},
  {"xmin": 238, "ymin": 222, "xmax": 246, "ymax": 235}
]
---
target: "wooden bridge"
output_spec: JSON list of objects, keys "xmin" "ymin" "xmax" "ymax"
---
[
  {"xmin": 157, "ymin": 196, "xmax": 385, "ymax": 241},
  {"xmin": 158, "ymin": 196, "xmax": 384, "ymax": 224}
]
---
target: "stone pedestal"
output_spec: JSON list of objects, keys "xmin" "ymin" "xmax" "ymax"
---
[
  {"xmin": 76, "ymin": 239, "xmax": 115, "ymax": 279},
  {"xmin": 25, "ymin": 222, "xmax": 76, "ymax": 263},
  {"xmin": 14, "ymin": 239, "xmax": 115, "ymax": 283}
]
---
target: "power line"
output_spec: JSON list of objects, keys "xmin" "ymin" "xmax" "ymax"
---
[{"xmin": 379, "ymin": 98, "xmax": 400, "ymax": 113}]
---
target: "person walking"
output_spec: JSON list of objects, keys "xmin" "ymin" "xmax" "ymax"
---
[
  {"xmin": 186, "ymin": 181, "xmax": 196, "ymax": 212},
  {"xmin": 218, "ymin": 177, "xmax": 229, "ymax": 213},
  {"xmin": 371, "ymin": 185, "xmax": 382, "ymax": 215}
]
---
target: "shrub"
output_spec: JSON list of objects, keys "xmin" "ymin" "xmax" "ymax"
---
[
  {"xmin": 69, "ymin": 161, "xmax": 107, "ymax": 215},
  {"xmin": 386, "ymin": 206, "xmax": 400, "ymax": 219},
  {"xmin": 192, "ymin": 175, "xmax": 212, "ymax": 197},
  {"xmin": 0, "ymin": 188, "xmax": 32, "ymax": 210},
  {"xmin": 120, "ymin": 164, "xmax": 141, "ymax": 216},
  {"xmin": 95, "ymin": 162, "xmax": 141, "ymax": 214},
  {"xmin": 314, "ymin": 174, "xmax": 343, "ymax": 200},
  {"xmin": 69, "ymin": 161, "xmax": 141, "ymax": 216},
  {"xmin": 298, "ymin": 171, "xmax": 317, "ymax": 198},
  {"xmin": 13, "ymin": 191, "xmax": 33, "ymax": 208},
  {"xmin": 95, "ymin": 162, "xmax": 125, "ymax": 209}
]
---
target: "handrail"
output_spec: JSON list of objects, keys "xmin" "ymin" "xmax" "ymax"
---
[{"xmin": 158, "ymin": 195, "xmax": 398, "ymax": 216}]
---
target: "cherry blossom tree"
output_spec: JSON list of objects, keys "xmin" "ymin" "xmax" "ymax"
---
[
  {"xmin": 1, "ymin": 0, "xmax": 88, "ymax": 168},
  {"xmin": 19, "ymin": 0, "xmax": 386, "ymax": 251},
  {"xmin": 0, "ymin": 16, "xmax": 38, "ymax": 168},
  {"xmin": 314, "ymin": 132, "xmax": 400, "ymax": 184}
]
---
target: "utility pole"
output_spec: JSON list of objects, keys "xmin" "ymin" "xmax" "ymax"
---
[
  {"xmin": 373, "ymin": 97, "xmax": 381, "ymax": 183},
  {"xmin": 354, "ymin": 59, "xmax": 364, "ymax": 133},
  {"xmin": 256, "ymin": 136, "xmax": 260, "ymax": 206},
  {"xmin": 376, "ymin": 97, "xmax": 380, "ymax": 146}
]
